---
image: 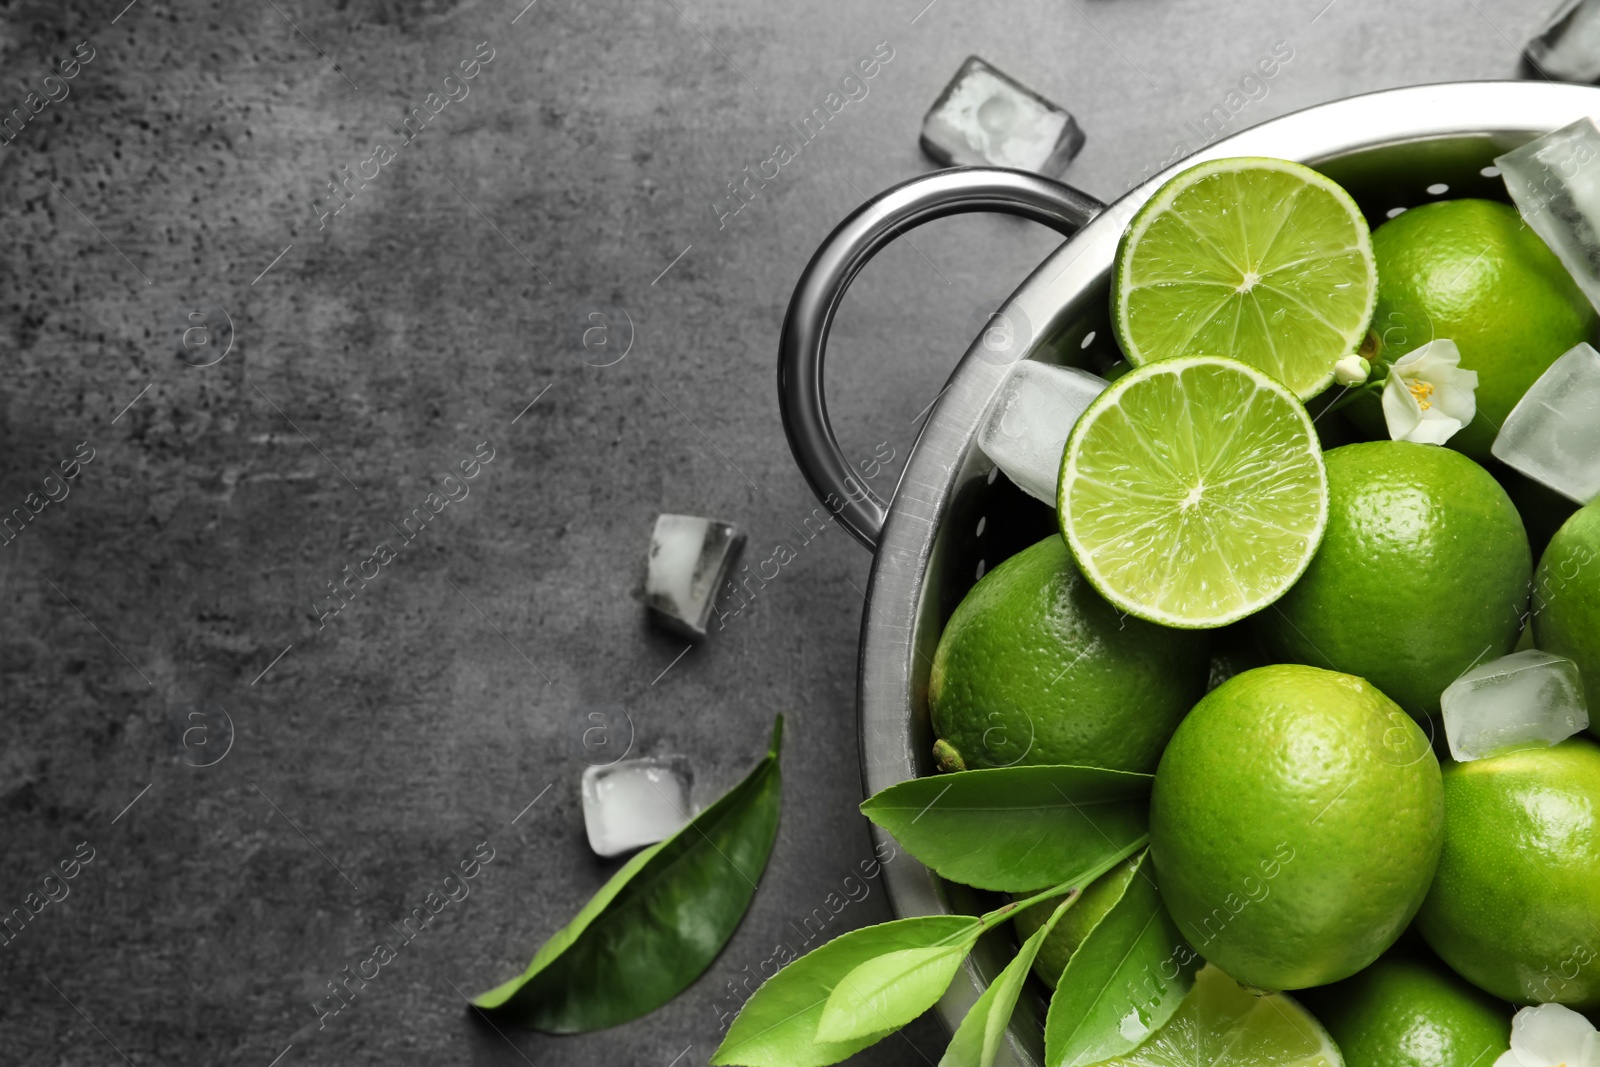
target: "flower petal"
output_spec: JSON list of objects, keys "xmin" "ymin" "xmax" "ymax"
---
[
  {"xmin": 1394, "ymin": 337, "xmax": 1461, "ymax": 372},
  {"xmin": 1433, "ymin": 365, "xmax": 1479, "ymax": 425},
  {"xmin": 1383, "ymin": 372, "xmax": 1424, "ymax": 442},
  {"xmin": 1511, "ymin": 1003, "xmax": 1597, "ymax": 1065},
  {"xmin": 1493, "ymin": 1051, "xmax": 1526, "ymax": 1067},
  {"xmin": 1409, "ymin": 409, "xmax": 1466, "ymax": 445},
  {"xmin": 1581, "ymin": 1029, "xmax": 1600, "ymax": 1067}
]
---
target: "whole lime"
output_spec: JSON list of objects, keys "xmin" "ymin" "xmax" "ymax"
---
[
  {"xmin": 1415, "ymin": 738, "xmax": 1600, "ymax": 1009},
  {"xmin": 1013, "ymin": 856, "xmax": 1140, "ymax": 987},
  {"xmin": 1300, "ymin": 951, "xmax": 1510, "ymax": 1067},
  {"xmin": 1258, "ymin": 441, "xmax": 1531, "ymax": 720},
  {"xmin": 928, "ymin": 535, "xmax": 1209, "ymax": 773},
  {"xmin": 1533, "ymin": 500, "xmax": 1600, "ymax": 728},
  {"xmin": 1359, "ymin": 198, "xmax": 1597, "ymax": 459},
  {"xmin": 1150, "ymin": 663, "xmax": 1444, "ymax": 991}
]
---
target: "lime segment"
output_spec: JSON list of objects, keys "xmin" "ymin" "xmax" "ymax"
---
[
  {"xmin": 1057, "ymin": 355, "xmax": 1328, "ymax": 629},
  {"xmin": 1094, "ymin": 965, "xmax": 1341, "ymax": 1067},
  {"xmin": 1114, "ymin": 157, "xmax": 1377, "ymax": 399}
]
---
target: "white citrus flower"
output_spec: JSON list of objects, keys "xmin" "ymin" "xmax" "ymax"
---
[
  {"xmin": 1494, "ymin": 1003, "xmax": 1600, "ymax": 1067},
  {"xmin": 1381, "ymin": 339, "xmax": 1479, "ymax": 445}
]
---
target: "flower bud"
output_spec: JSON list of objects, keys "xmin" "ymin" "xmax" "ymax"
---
[{"xmin": 1334, "ymin": 355, "xmax": 1371, "ymax": 387}]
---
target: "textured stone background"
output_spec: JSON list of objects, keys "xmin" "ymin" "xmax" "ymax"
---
[{"xmin": 0, "ymin": 0, "xmax": 1551, "ymax": 1063}]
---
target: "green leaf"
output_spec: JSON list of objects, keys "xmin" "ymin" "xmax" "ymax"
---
[
  {"xmin": 713, "ymin": 849, "xmax": 1136, "ymax": 1067},
  {"xmin": 860, "ymin": 764, "xmax": 1152, "ymax": 892},
  {"xmin": 1044, "ymin": 850, "xmax": 1199, "ymax": 1067},
  {"xmin": 471, "ymin": 717, "xmax": 784, "ymax": 1032},
  {"xmin": 709, "ymin": 915, "xmax": 980, "ymax": 1067},
  {"xmin": 815, "ymin": 943, "xmax": 974, "ymax": 1043},
  {"xmin": 940, "ymin": 893, "xmax": 1082, "ymax": 1067}
]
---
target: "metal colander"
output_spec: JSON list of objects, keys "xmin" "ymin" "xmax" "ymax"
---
[{"xmin": 778, "ymin": 80, "xmax": 1600, "ymax": 1066}]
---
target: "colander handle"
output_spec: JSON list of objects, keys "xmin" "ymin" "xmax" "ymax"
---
[{"xmin": 778, "ymin": 167, "xmax": 1105, "ymax": 551}]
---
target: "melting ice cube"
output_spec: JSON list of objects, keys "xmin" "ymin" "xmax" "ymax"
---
[
  {"xmin": 1491, "ymin": 342, "xmax": 1600, "ymax": 504},
  {"xmin": 1496, "ymin": 119, "xmax": 1600, "ymax": 311},
  {"xmin": 581, "ymin": 756, "xmax": 694, "ymax": 857},
  {"xmin": 976, "ymin": 361, "xmax": 1108, "ymax": 504},
  {"xmin": 1441, "ymin": 649, "xmax": 1589, "ymax": 762},
  {"xmin": 921, "ymin": 56, "xmax": 1085, "ymax": 175},
  {"xmin": 644, "ymin": 514, "xmax": 746, "ymax": 639},
  {"xmin": 1525, "ymin": 0, "xmax": 1600, "ymax": 83}
]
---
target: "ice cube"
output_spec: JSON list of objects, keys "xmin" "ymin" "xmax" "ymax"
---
[
  {"xmin": 581, "ymin": 755, "xmax": 694, "ymax": 857},
  {"xmin": 1496, "ymin": 119, "xmax": 1600, "ymax": 310},
  {"xmin": 1441, "ymin": 649, "xmax": 1589, "ymax": 762},
  {"xmin": 644, "ymin": 514, "xmax": 746, "ymax": 640},
  {"xmin": 921, "ymin": 56, "xmax": 1085, "ymax": 175},
  {"xmin": 976, "ymin": 361, "xmax": 1108, "ymax": 504},
  {"xmin": 1525, "ymin": 0, "xmax": 1600, "ymax": 83},
  {"xmin": 1491, "ymin": 342, "xmax": 1600, "ymax": 504}
]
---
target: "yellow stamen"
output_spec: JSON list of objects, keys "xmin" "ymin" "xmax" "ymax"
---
[{"xmin": 1407, "ymin": 377, "xmax": 1434, "ymax": 412}]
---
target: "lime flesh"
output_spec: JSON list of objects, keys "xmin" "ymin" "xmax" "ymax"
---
[
  {"xmin": 1092, "ymin": 964, "xmax": 1342, "ymax": 1067},
  {"xmin": 1114, "ymin": 157, "xmax": 1377, "ymax": 400},
  {"xmin": 1057, "ymin": 355, "xmax": 1328, "ymax": 629}
]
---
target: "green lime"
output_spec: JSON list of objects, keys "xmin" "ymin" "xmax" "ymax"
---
[
  {"xmin": 927, "ymin": 535, "xmax": 1208, "ymax": 773},
  {"xmin": 1533, "ymin": 500, "xmax": 1600, "ymax": 727},
  {"xmin": 1150, "ymin": 664, "xmax": 1444, "ymax": 991},
  {"xmin": 1112, "ymin": 156, "xmax": 1377, "ymax": 399},
  {"xmin": 1057, "ymin": 355, "xmax": 1328, "ymax": 629},
  {"xmin": 1415, "ymin": 738, "xmax": 1600, "ymax": 1009},
  {"xmin": 1012, "ymin": 855, "xmax": 1140, "ymax": 987},
  {"xmin": 1358, "ymin": 198, "xmax": 1597, "ymax": 459},
  {"xmin": 1257, "ymin": 441, "xmax": 1531, "ymax": 719},
  {"xmin": 1299, "ymin": 952, "xmax": 1510, "ymax": 1067},
  {"xmin": 1092, "ymin": 964, "xmax": 1342, "ymax": 1067}
]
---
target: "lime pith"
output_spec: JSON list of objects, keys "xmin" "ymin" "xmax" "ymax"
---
[
  {"xmin": 1113, "ymin": 156, "xmax": 1377, "ymax": 399},
  {"xmin": 1057, "ymin": 355, "xmax": 1328, "ymax": 629}
]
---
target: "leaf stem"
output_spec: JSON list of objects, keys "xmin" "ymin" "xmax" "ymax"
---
[{"xmin": 960, "ymin": 834, "xmax": 1151, "ymax": 944}]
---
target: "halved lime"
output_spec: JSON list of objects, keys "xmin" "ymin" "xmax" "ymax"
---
[
  {"xmin": 1057, "ymin": 355, "xmax": 1327, "ymax": 629},
  {"xmin": 1113, "ymin": 157, "xmax": 1377, "ymax": 400},
  {"xmin": 1095, "ymin": 965, "xmax": 1342, "ymax": 1067}
]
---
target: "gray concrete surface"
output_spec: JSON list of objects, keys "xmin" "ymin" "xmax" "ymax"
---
[{"xmin": 0, "ymin": 0, "xmax": 1554, "ymax": 1063}]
